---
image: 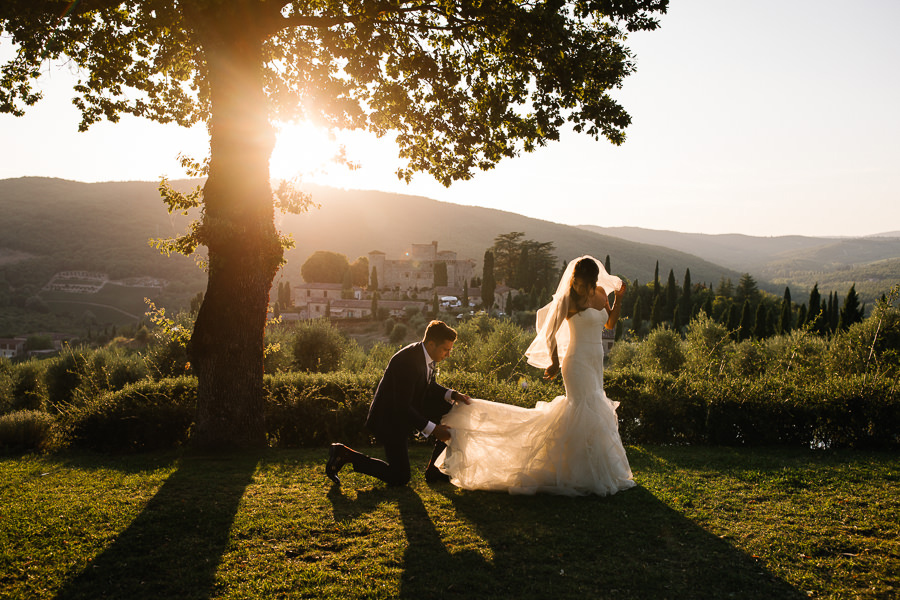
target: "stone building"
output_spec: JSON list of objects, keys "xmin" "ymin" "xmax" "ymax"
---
[{"xmin": 368, "ymin": 241, "xmax": 475, "ymax": 291}]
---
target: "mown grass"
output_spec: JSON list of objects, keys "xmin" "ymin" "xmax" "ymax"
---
[{"xmin": 1, "ymin": 445, "xmax": 897, "ymax": 599}]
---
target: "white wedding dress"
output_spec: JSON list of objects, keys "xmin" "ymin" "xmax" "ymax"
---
[{"xmin": 437, "ymin": 307, "xmax": 636, "ymax": 496}]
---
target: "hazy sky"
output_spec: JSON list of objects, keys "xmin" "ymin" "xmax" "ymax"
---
[{"xmin": 2, "ymin": 0, "xmax": 898, "ymax": 238}]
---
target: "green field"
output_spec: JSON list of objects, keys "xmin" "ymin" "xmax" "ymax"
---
[
  {"xmin": 40, "ymin": 284, "xmax": 160, "ymax": 325},
  {"xmin": 2, "ymin": 445, "xmax": 897, "ymax": 599}
]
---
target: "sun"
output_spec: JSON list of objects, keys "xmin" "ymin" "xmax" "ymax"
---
[{"xmin": 268, "ymin": 121, "xmax": 345, "ymax": 182}]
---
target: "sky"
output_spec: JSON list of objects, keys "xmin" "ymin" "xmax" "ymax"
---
[{"xmin": 1, "ymin": 0, "xmax": 899, "ymax": 238}]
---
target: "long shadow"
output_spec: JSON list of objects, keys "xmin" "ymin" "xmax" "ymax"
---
[
  {"xmin": 328, "ymin": 483, "xmax": 492, "ymax": 598},
  {"xmin": 54, "ymin": 452, "xmax": 259, "ymax": 600},
  {"xmin": 430, "ymin": 484, "xmax": 807, "ymax": 600}
]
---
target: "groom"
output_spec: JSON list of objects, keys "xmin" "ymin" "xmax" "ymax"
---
[{"xmin": 326, "ymin": 320, "xmax": 471, "ymax": 486}]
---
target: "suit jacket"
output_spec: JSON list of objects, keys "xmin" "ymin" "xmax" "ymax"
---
[{"xmin": 365, "ymin": 342, "xmax": 450, "ymax": 439}]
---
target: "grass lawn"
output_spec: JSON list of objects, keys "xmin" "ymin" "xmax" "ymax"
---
[{"xmin": 1, "ymin": 445, "xmax": 897, "ymax": 599}]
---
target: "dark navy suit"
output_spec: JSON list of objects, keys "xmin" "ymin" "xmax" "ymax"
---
[{"xmin": 355, "ymin": 342, "xmax": 453, "ymax": 485}]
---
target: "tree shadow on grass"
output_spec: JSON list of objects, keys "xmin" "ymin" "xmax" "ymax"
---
[
  {"xmin": 328, "ymin": 483, "xmax": 492, "ymax": 598},
  {"xmin": 429, "ymin": 484, "xmax": 807, "ymax": 600},
  {"xmin": 54, "ymin": 452, "xmax": 259, "ymax": 600}
]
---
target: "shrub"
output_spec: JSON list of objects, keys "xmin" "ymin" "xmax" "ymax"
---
[
  {"xmin": 607, "ymin": 341, "xmax": 640, "ymax": 371},
  {"xmin": 639, "ymin": 326, "xmax": 685, "ymax": 374},
  {"xmin": 828, "ymin": 299, "xmax": 900, "ymax": 379},
  {"xmin": 292, "ymin": 319, "xmax": 348, "ymax": 373},
  {"xmin": 0, "ymin": 410, "xmax": 54, "ymax": 452},
  {"xmin": 264, "ymin": 371, "xmax": 379, "ymax": 447},
  {"xmin": 732, "ymin": 340, "xmax": 769, "ymax": 377},
  {"xmin": 264, "ymin": 323, "xmax": 298, "ymax": 373},
  {"xmin": 43, "ymin": 348, "xmax": 89, "ymax": 412},
  {"xmin": 445, "ymin": 318, "xmax": 533, "ymax": 380},
  {"xmin": 762, "ymin": 330, "xmax": 829, "ymax": 380},
  {"xmin": 51, "ymin": 376, "xmax": 197, "ymax": 452},
  {"xmin": 142, "ymin": 338, "xmax": 191, "ymax": 379},
  {"xmin": 389, "ymin": 323, "xmax": 408, "ymax": 344},
  {"xmin": 683, "ymin": 312, "xmax": 732, "ymax": 377},
  {"xmin": 364, "ymin": 342, "xmax": 399, "ymax": 375}
]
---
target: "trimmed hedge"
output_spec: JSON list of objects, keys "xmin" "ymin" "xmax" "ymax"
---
[
  {"xmin": 51, "ymin": 376, "xmax": 197, "ymax": 452},
  {"xmin": 606, "ymin": 369, "xmax": 900, "ymax": 449},
  {"xmin": 37, "ymin": 368, "xmax": 900, "ymax": 453}
]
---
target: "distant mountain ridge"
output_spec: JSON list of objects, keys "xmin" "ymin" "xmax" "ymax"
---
[
  {"xmin": 578, "ymin": 225, "xmax": 900, "ymax": 305},
  {"xmin": 1, "ymin": 178, "xmax": 897, "ymax": 309},
  {"xmin": 577, "ymin": 226, "xmax": 900, "ymax": 271}
]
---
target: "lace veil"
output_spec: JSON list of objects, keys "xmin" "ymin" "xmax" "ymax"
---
[{"xmin": 524, "ymin": 255, "xmax": 623, "ymax": 369}]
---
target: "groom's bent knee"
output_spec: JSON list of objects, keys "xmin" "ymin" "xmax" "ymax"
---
[{"xmin": 385, "ymin": 466, "xmax": 411, "ymax": 486}]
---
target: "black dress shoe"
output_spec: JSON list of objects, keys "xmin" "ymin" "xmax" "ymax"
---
[
  {"xmin": 425, "ymin": 465, "xmax": 451, "ymax": 483},
  {"xmin": 326, "ymin": 443, "xmax": 350, "ymax": 485}
]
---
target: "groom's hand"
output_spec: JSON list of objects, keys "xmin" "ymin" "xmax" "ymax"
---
[
  {"xmin": 433, "ymin": 424, "xmax": 452, "ymax": 442},
  {"xmin": 452, "ymin": 391, "xmax": 472, "ymax": 405}
]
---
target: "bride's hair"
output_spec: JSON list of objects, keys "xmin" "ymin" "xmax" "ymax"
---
[{"xmin": 569, "ymin": 257, "xmax": 599, "ymax": 307}]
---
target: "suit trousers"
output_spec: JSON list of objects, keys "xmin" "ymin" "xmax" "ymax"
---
[{"xmin": 351, "ymin": 395, "xmax": 454, "ymax": 486}]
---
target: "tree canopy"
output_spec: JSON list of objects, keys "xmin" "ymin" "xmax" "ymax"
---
[
  {"xmin": 1, "ymin": 0, "xmax": 668, "ymax": 184},
  {"xmin": 301, "ymin": 250, "xmax": 350, "ymax": 284}
]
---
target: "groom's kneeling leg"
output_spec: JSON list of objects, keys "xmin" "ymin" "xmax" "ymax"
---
[{"xmin": 351, "ymin": 436, "xmax": 411, "ymax": 486}]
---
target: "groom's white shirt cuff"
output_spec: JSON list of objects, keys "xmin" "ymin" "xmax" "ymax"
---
[{"xmin": 420, "ymin": 390, "xmax": 456, "ymax": 438}]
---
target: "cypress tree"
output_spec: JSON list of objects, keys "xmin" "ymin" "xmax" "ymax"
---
[
  {"xmin": 727, "ymin": 302, "xmax": 740, "ymax": 334},
  {"xmin": 753, "ymin": 302, "xmax": 768, "ymax": 339},
  {"xmin": 463, "ymin": 281, "xmax": 469, "ymax": 310},
  {"xmin": 680, "ymin": 268, "xmax": 692, "ymax": 323},
  {"xmin": 665, "ymin": 269, "xmax": 678, "ymax": 321},
  {"xmin": 604, "ymin": 254, "xmax": 611, "ymax": 274},
  {"xmin": 632, "ymin": 295, "xmax": 643, "ymax": 334},
  {"xmin": 369, "ymin": 266, "xmax": 379, "ymax": 291},
  {"xmin": 779, "ymin": 287, "xmax": 793, "ymax": 334},
  {"xmin": 739, "ymin": 300, "xmax": 753, "ymax": 341},
  {"xmin": 650, "ymin": 295, "xmax": 662, "ymax": 330},
  {"xmin": 653, "ymin": 261, "xmax": 660, "ymax": 297},
  {"xmin": 702, "ymin": 295, "xmax": 713, "ymax": 318},
  {"xmin": 432, "ymin": 291, "xmax": 439, "ymax": 316},
  {"xmin": 797, "ymin": 303, "xmax": 807, "ymax": 328},
  {"xmin": 482, "ymin": 250, "xmax": 496, "ymax": 313},
  {"xmin": 808, "ymin": 283, "xmax": 821, "ymax": 331},
  {"xmin": 828, "ymin": 292, "xmax": 840, "ymax": 333},
  {"xmin": 841, "ymin": 283, "xmax": 863, "ymax": 329},
  {"xmin": 371, "ymin": 291, "xmax": 379, "ymax": 320}
]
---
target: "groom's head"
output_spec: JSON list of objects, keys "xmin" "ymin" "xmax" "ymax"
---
[{"xmin": 423, "ymin": 320, "xmax": 457, "ymax": 363}]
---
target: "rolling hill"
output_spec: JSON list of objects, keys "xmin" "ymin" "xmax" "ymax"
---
[{"xmin": 1, "ymin": 177, "xmax": 897, "ymax": 335}]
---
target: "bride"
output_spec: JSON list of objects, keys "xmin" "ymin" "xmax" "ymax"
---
[{"xmin": 436, "ymin": 256, "xmax": 636, "ymax": 496}]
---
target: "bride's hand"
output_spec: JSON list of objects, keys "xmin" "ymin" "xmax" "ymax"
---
[{"xmin": 543, "ymin": 363, "xmax": 560, "ymax": 380}]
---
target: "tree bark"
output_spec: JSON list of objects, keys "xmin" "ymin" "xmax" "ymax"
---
[{"xmin": 189, "ymin": 12, "xmax": 281, "ymax": 449}]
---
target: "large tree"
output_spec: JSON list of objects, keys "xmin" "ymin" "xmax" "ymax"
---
[
  {"xmin": 1, "ymin": 0, "xmax": 668, "ymax": 447},
  {"xmin": 301, "ymin": 250, "xmax": 350, "ymax": 284}
]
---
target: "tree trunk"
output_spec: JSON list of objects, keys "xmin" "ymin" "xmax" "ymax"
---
[{"xmin": 189, "ymin": 14, "xmax": 281, "ymax": 449}]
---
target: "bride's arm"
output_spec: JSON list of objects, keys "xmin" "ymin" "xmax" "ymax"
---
[
  {"xmin": 605, "ymin": 283, "xmax": 626, "ymax": 329},
  {"xmin": 544, "ymin": 346, "xmax": 561, "ymax": 379}
]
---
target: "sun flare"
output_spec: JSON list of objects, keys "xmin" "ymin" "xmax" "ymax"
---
[{"xmin": 269, "ymin": 121, "xmax": 352, "ymax": 182}]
